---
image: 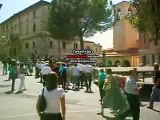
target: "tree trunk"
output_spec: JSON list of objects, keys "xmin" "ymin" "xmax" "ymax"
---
[{"xmin": 79, "ymin": 33, "xmax": 84, "ymax": 50}]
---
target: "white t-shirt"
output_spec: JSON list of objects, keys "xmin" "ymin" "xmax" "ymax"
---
[
  {"xmin": 41, "ymin": 66, "xmax": 52, "ymax": 75},
  {"xmin": 125, "ymin": 76, "xmax": 138, "ymax": 95},
  {"xmin": 39, "ymin": 87, "xmax": 65, "ymax": 113},
  {"xmin": 71, "ymin": 66, "xmax": 80, "ymax": 76},
  {"xmin": 84, "ymin": 64, "xmax": 93, "ymax": 73}
]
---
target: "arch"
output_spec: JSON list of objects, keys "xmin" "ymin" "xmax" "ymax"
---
[{"xmin": 73, "ymin": 43, "xmax": 78, "ymax": 49}]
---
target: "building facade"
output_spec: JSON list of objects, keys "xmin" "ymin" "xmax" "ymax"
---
[
  {"xmin": 112, "ymin": 1, "xmax": 140, "ymax": 66},
  {"xmin": 139, "ymin": 33, "xmax": 160, "ymax": 66},
  {"xmin": 0, "ymin": 1, "xmax": 102, "ymax": 60}
]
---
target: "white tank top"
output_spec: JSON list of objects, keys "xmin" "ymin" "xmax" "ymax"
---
[{"xmin": 39, "ymin": 87, "xmax": 65, "ymax": 113}]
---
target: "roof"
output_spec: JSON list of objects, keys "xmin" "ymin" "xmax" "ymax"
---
[
  {"xmin": 83, "ymin": 40, "xmax": 94, "ymax": 43},
  {"xmin": 1, "ymin": 0, "xmax": 50, "ymax": 24},
  {"xmin": 115, "ymin": 48, "xmax": 139, "ymax": 55}
]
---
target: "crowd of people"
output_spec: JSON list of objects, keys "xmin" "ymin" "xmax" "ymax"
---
[
  {"xmin": 1, "ymin": 58, "xmax": 160, "ymax": 120},
  {"xmin": 97, "ymin": 64, "xmax": 160, "ymax": 120},
  {"xmin": 1, "ymin": 58, "xmax": 95, "ymax": 93}
]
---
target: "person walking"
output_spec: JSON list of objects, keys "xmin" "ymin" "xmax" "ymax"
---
[
  {"xmin": 41, "ymin": 63, "xmax": 52, "ymax": 87},
  {"xmin": 10, "ymin": 60, "xmax": 18, "ymax": 92},
  {"xmin": 36, "ymin": 72, "xmax": 66, "ymax": 120},
  {"xmin": 66, "ymin": 64, "xmax": 71, "ymax": 89},
  {"xmin": 59, "ymin": 63, "xmax": 67, "ymax": 90},
  {"xmin": 116, "ymin": 69, "xmax": 141, "ymax": 120},
  {"xmin": 98, "ymin": 69, "xmax": 106, "ymax": 102},
  {"xmin": 53, "ymin": 62, "xmax": 61, "ymax": 85},
  {"xmin": 148, "ymin": 63, "xmax": 160, "ymax": 109},
  {"xmin": 15, "ymin": 63, "xmax": 26, "ymax": 94},
  {"xmin": 2, "ymin": 59, "xmax": 8, "ymax": 75},
  {"xmin": 84, "ymin": 64, "xmax": 93, "ymax": 92},
  {"xmin": 78, "ymin": 63, "xmax": 85, "ymax": 89},
  {"xmin": 71, "ymin": 64, "xmax": 80, "ymax": 90},
  {"xmin": 102, "ymin": 69, "xmax": 129, "ymax": 116}
]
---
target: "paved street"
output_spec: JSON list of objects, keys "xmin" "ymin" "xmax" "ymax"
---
[{"xmin": 0, "ymin": 66, "xmax": 160, "ymax": 120}]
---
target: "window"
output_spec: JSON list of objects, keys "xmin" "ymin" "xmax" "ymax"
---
[
  {"xmin": 62, "ymin": 42, "xmax": 66, "ymax": 49},
  {"xmin": 26, "ymin": 25, "xmax": 28, "ymax": 34},
  {"xmin": 19, "ymin": 44, "xmax": 22, "ymax": 50},
  {"xmin": 6, "ymin": 25, "xmax": 8, "ymax": 31},
  {"xmin": 33, "ymin": 24, "xmax": 36, "ymax": 32},
  {"xmin": 142, "ymin": 56, "xmax": 146, "ymax": 65},
  {"xmin": 158, "ymin": 55, "xmax": 160, "ymax": 64},
  {"xmin": 19, "ymin": 26, "xmax": 22, "ymax": 35},
  {"xmin": 86, "ymin": 46, "xmax": 90, "ymax": 49},
  {"xmin": 118, "ymin": 8, "xmax": 121, "ymax": 20},
  {"xmin": 50, "ymin": 41, "xmax": 53, "ymax": 48},
  {"xmin": 2, "ymin": 27, "xmax": 4, "ymax": 32},
  {"xmin": 25, "ymin": 43, "xmax": 29, "ymax": 49},
  {"xmin": 96, "ymin": 48, "xmax": 97, "ymax": 52},
  {"xmin": 33, "ymin": 11, "xmax": 36, "ymax": 18},
  {"xmin": 73, "ymin": 43, "xmax": 78, "ymax": 49},
  {"xmin": 143, "ymin": 34, "xmax": 145, "ymax": 44},
  {"xmin": 33, "ymin": 42, "xmax": 35, "ymax": 48},
  {"xmin": 152, "ymin": 54, "xmax": 155, "ymax": 65}
]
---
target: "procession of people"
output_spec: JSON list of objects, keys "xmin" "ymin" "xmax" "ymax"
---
[{"xmin": 1, "ymin": 58, "xmax": 160, "ymax": 120}]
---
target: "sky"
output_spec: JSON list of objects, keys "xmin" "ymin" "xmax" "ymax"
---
[{"xmin": 0, "ymin": 0, "xmax": 129, "ymax": 49}]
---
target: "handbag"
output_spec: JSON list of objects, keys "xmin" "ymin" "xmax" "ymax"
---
[{"xmin": 38, "ymin": 88, "xmax": 47, "ymax": 113}]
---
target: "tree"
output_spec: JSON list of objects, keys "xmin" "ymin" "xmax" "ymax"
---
[
  {"xmin": 48, "ymin": 0, "xmax": 113, "ymax": 49},
  {"xmin": 128, "ymin": 0, "xmax": 160, "ymax": 45}
]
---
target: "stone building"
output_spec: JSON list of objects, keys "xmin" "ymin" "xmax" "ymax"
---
[
  {"xmin": 0, "ymin": 0, "xmax": 102, "ymax": 60},
  {"xmin": 139, "ymin": 33, "xmax": 160, "ymax": 66},
  {"xmin": 112, "ymin": 1, "xmax": 140, "ymax": 66}
]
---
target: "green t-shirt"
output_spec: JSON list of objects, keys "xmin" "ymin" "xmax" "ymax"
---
[{"xmin": 98, "ymin": 72, "xmax": 107, "ymax": 81}]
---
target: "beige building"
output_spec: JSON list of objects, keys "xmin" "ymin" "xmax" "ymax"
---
[
  {"xmin": 139, "ymin": 32, "xmax": 160, "ymax": 66},
  {"xmin": 112, "ymin": 1, "xmax": 140, "ymax": 66},
  {"xmin": 0, "ymin": 1, "xmax": 102, "ymax": 60}
]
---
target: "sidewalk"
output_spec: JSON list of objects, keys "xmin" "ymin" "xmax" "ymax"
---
[{"xmin": 0, "ymin": 69, "xmax": 160, "ymax": 120}]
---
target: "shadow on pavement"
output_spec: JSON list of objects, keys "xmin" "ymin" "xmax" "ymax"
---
[
  {"xmin": 3, "ymin": 79, "xmax": 10, "ymax": 82},
  {"xmin": 102, "ymin": 116, "xmax": 115, "ymax": 120},
  {"xmin": 147, "ymin": 107, "xmax": 160, "ymax": 113},
  {"xmin": 5, "ymin": 90, "xmax": 13, "ymax": 94}
]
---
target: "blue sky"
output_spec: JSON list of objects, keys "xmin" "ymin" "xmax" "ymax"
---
[{"xmin": 0, "ymin": 0, "xmax": 128, "ymax": 49}]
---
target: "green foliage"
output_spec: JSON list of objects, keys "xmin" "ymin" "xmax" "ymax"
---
[
  {"xmin": 128, "ymin": 0, "xmax": 160, "ymax": 44},
  {"xmin": 48, "ymin": 0, "xmax": 113, "ymax": 48}
]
